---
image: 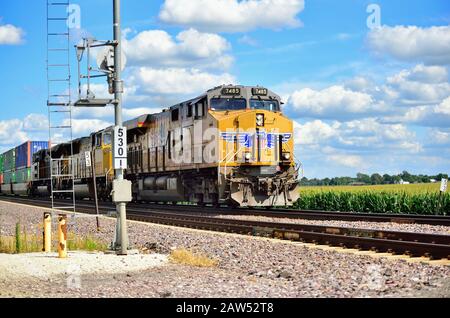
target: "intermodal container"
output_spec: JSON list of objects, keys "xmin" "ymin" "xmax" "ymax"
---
[
  {"xmin": 15, "ymin": 167, "xmax": 32, "ymax": 183},
  {"xmin": 0, "ymin": 173, "xmax": 3, "ymax": 185},
  {"xmin": 15, "ymin": 141, "xmax": 49, "ymax": 169},
  {"xmin": 3, "ymin": 149, "xmax": 15, "ymax": 171},
  {"xmin": 3, "ymin": 170, "xmax": 16, "ymax": 184},
  {"xmin": 0, "ymin": 154, "xmax": 3, "ymax": 173}
]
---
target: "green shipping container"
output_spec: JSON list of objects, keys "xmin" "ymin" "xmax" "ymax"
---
[
  {"xmin": 0, "ymin": 154, "xmax": 3, "ymax": 173},
  {"xmin": 3, "ymin": 171, "xmax": 16, "ymax": 184},
  {"xmin": 15, "ymin": 167, "xmax": 32, "ymax": 183},
  {"xmin": 3, "ymin": 149, "xmax": 15, "ymax": 171}
]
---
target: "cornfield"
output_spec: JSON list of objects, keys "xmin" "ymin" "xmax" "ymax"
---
[
  {"xmin": 300, "ymin": 183, "xmax": 440, "ymax": 194},
  {"xmin": 294, "ymin": 184, "xmax": 449, "ymax": 215}
]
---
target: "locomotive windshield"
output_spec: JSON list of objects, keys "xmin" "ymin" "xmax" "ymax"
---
[
  {"xmin": 103, "ymin": 132, "xmax": 112, "ymax": 145},
  {"xmin": 210, "ymin": 98, "xmax": 247, "ymax": 111},
  {"xmin": 250, "ymin": 99, "xmax": 280, "ymax": 112}
]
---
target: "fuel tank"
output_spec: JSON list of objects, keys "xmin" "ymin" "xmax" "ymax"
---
[{"xmin": 137, "ymin": 176, "xmax": 185, "ymax": 202}]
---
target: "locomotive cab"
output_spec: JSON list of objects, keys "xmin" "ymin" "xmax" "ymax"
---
[{"xmin": 91, "ymin": 129, "xmax": 114, "ymax": 180}]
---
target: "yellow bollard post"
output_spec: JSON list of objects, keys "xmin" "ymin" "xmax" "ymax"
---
[
  {"xmin": 58, "ymin": 214, "xmax": 68, "ymax": 259},
  {"xmin": 43, "ymin": 212, "xmax": 52, "ymax": 252}
]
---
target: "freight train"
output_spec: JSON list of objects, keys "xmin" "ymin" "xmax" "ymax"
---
[{"xmin": 0, "ymin": 85, "xmax": 300, "ymax": 207}]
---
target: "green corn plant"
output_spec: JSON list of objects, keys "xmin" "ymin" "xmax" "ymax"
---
[{"xmin": 295, "ymin": 190, "xmax": 450, "ymax": 215}]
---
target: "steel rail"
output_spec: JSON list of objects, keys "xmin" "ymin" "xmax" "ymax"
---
[{"xmin": 132, "ymin": 203, "xmax": 450, "ymax": 226}]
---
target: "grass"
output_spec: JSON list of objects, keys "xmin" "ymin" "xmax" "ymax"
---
[
  {"xmin": 67, "ymin": 233, "xmax": 108, "ymax": 252},
  {"xmin": 0, "ymin": 222, "xmax": 108, "ymax": 254},
  {"xmin": 0, "ymin": 236, "xmax": 15, "ymax": 254},
  {"xmin": 169, "ymin": 248, "xmax": 218, "ymax": 267},
  {"xmin": 0, "ymin": 226, "xmax": 42, "ymax": 254}
]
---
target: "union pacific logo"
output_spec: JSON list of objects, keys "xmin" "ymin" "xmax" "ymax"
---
[{"xmin": 221, "ymin": 132, "xmax": 292, "ymax": 149}]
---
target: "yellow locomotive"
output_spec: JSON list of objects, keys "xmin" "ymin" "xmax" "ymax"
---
[
  {"xmin": 29, "ymin": 85, "xmax": 300, "ymax": 207},
  {"xmin": 125, "ymin": 85, "xmax": 300, "ymax": 207}
]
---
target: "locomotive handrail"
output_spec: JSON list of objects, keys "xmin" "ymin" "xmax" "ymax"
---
[
  {"xmin": 223, "ymin": 145, "xmax": 245, "ymax": 178},
  {"xmin": 284, "ymin": 142, "xmax": 303, "ymax": 178},
  {"xmin": 105, "ymin": 167, "xmax": 113, "ymax": 189},
  {"xmin": 219, "ymin": 144, "xmax": 246, "ymax": 184}
]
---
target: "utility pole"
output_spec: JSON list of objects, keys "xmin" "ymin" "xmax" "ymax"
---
[
  {"xmin": 112, "ymin": 0, "xmax": 129, "ymax": 255},
  {"xmin": 73, "ymin": 0, "xmax": 131, "ymax": 254}
]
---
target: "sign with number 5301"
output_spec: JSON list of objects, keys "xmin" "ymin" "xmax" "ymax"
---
[{"xmin": 113, "ymin": 126, "xmax": 127, "ymax": 169}]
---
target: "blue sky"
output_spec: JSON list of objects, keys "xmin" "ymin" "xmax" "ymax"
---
[{"xmin": 0, "ymin": 0, "xmax": 449, "ymax": 178}]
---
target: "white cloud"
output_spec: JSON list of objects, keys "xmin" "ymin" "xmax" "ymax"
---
[
  {"xmin": 346, "ymin": 119, "xmax": 413, "ymax": 141},
  {"xmin": 23, "ymin": 114, "xmax": 49, "ymax": 131},
  {"xmin": 428, "ymin": 129, "xmax": 450, "ymax": 145},
  {"xmin": 159, "ymin": 0, "xmax": 305, "ymax": 32},
  {"xmin": 286, "ymin": 85, "xmax": 380, "ymax": 120},
  {"xmin": 435, "ymin": 96, "xmax": 450, "ymax": 115},
  {"xmin": 0, "ymin": 114, "xmax": 112, "ymax": 149},
  {"xmin": 327, "ymin": 154, "xmax": 364, "ymax": 169},
  {"xmin": 385, "ymin": 65, "xmax": 450, "ymax": 104},
  {"xmin": 293, "ymin": 118, "xmax": 421, "ymax": 154},
  {"xmin": 123, "ymin": 28, "xmax": 233, "ymax": 70},
  {"xmin": 367, "ymin": 25, "xmax": 450, "ymax": 65},
  {"xmin": 0, "ymin": 119, "xmax": 28, "ymax": 146},
  {"xmin": 68, "ymin": 119, "xmax": 112, "ymax": 136},
  {"xmin": 397, "ymin": 141, "xmax": 422, "ymax": 153},
  {"xmin": 339, "ymin": 119, "xmax": 420, "ymax": 153},
  {"xmin": 293, "ymin": 120, "xmax": 336, "ymax": 145},
  {"xmin": 0, "ymin": 24, "xmax": 24, "ymax": 45},
  {"xmin": 344, "ymin": 76, "xmax": 373, "ymax": 92},
  {"xmin": 404, "ymin": 64, "xmax": 448, "ymax": 83},
  {"xmin": 0, "ymin": 114, "xmax": 115, "ymax": 151},
  {"xmin": 129, "ymin": 67, "xmax": 235, "ymax": 95},
  {"xmin": 292, "ymin": 117, "xmax": 427, "ymax": 177},
  {"xmin": 283, "ymin": 64, "xmax": 450, "ymax": 129},
  {"xmin": 0, "ymin": 114, "xmax": 50, "ymax": 150},
  {"xmin": 386, "ymin": 98, "xmax": 450, "ymax": 127}
]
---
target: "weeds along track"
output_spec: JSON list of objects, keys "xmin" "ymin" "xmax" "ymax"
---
[{"xmin": 1, "ymin": 195, "xmax": 449, "ymax": 260}]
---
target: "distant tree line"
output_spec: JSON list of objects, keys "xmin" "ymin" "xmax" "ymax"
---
[{"xmin": 301, "ymin": 171, "xmax": 449, "ymax": 186}]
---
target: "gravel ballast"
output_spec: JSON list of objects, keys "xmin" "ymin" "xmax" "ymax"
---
[{"xmin": 0, "ymin": 200, "xmax": 449, "ymax": 298}]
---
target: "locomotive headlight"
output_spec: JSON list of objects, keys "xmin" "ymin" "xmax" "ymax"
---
[
  {"xmin": 244, "ymin": 152, "xmax": 252, "ymax": 162},
  {"xmin": 256, "ymin": 114, "xmax": 265, "ymax": 127},
  {"xmin": 282, "ymin": 152, "xmax": 291, "ymax": 161}
]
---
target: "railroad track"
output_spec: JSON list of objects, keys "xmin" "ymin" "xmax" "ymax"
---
[
  {"xmin": 1, "ymin": 194, "xmax": 448, "ymax": 226},
  {"xmin": 135, "ymin": 203, "xmax": 450, "ymax": 226},
  {"xmin": 1, "ymin": 195, "xmax": 449, "ymax": 260}
]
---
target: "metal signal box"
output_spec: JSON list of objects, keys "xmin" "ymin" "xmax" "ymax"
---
[{"xmin": 112, "ymin": 179, "xmax": 132, "ymax": 203}]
